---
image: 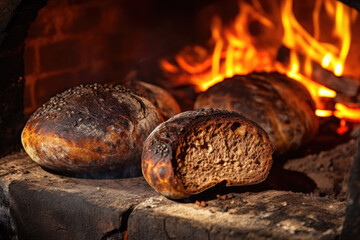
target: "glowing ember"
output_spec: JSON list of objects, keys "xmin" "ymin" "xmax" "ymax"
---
[
  {"xmin": 315, "ymin": 109, "xmax": 333, "ymax": 118},
  {"xmin": 160, "ymin": 0, "xmax": 359, "ymax": 122},
  {"xmin": 336, "ymin": 119, "xmax": 349, "ymax": 135}
]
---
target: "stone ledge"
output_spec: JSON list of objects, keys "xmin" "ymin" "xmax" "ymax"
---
[
  {"xmin": 129, "ymin": 192, "xmax": 345, "ymax": 240},
  {"xmin": 0, "ymin": 152, "xmax": 346, "ymax": 240},
  {"xmin": 0, "ymin": 151, "xmax": 157, "ymax": 239}
]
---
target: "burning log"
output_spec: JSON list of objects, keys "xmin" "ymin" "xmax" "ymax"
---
[
  {"xmin": 124, "ymin": 80, "xmax": 181, "ymax": 120},
  {"xmin": 21, "ymin": 84, "xmax": 163, "ymax": 173},
  {"xmin": 277, "ymin": 45, "xmax": 360, "ymax": 98},
  {"xmin": 142, "ymin": 109, "xmax": 273, "ymax": 199},
  {"xmin": 194, "ymin": 72, "xmax": 319, "ymax": 155}
]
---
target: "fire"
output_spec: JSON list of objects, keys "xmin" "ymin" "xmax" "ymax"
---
[
  {"xmin": 160, "ymin": 0, "xmax": 360, "ymax": 122},
  {"xmin": 334, "ymin": 103, "xmax": 360, "ymax": 120},
  {"xmin": 277, "ymin": 0, "xmax": 359, "ymax": 124},
  {"xmin": 278, "ymin": 0, "xmax": 351, "ymax": 104}
]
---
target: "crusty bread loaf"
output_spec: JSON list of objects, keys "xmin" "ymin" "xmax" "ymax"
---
[
  {"xmin": 194, "ymin": 72, "xmax": 319, "ymax": 155},
  {"xmin": 124, "ymin": 80, "xmax": 181, "ymax": 120},
  {"xmin": 142, "ymin": 109, "xmax": 273, "ymax": 199},
  {"xmin": 21, "ymin": 84, "xmax": 163, "ymax": 173}
]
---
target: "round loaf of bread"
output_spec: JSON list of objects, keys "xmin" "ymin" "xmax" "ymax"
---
[
  {"xmin": 21, "ymin": 84, "xmax": 163, "ymax": 173},
  {"xmin": 142, "ymin": 109, "xmax": 273, "ymax": 199},
  {"xmin": 194, "ymin": 72, "xmax": 319, "ymax": 155},
  {"xmin": 124, "ymin": 80, "xmax": 181, "ymax": 120}
]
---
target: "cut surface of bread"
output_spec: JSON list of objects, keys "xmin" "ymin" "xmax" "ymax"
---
[{"xmin": 175, "ymin": 120, "xmax": 270, "ymax": 192}]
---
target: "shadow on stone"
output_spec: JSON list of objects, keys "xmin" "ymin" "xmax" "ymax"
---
[
  {"xmin": 41, "ymin": 164, "xmax": 142, "ymax": 179},
  {"xmin": 184, "ymin": 165, "xmax": 316, "ymax": 202},
  {"xmin": 184, "ymin": 166, "xmax": 316, "ymax": 202}
]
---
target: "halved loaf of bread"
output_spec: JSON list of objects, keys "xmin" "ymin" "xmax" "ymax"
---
[{"xmin": 142, "ymin": 109, "xmax": 273, "ymax": 199}]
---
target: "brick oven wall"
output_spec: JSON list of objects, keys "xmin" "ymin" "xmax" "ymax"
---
[
  {"xmin": 23, "ymin": 0, "xmax": 215, "ymax": 116},
  {"xmin": 23, "ymin": 0, "xmax": 136, "ymax": 115}
]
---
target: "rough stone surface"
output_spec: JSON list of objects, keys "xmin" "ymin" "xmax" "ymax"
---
[
  {"xmin": 0, "ymin": 151, "xmax": 347, "ymax": 240},
  {"xmin": 0, "ymin": 0, "xmax": 21, "ymax": 44},
  {"xmin": 341, "ymin": 139, "xmax": 360, "ymax": 239},
  {"xmin": 128, "ymin": 191, "xmax": 346, "ymax": 240},
  {"xmin": 0, "ymin": 151, "xmax": 157, "ymax": 240},
  {"xmin": 284, "ymin": 139, "xmax": 356, "ymax": 200}
]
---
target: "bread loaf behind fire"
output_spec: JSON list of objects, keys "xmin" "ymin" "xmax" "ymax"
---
[
  {"xmin": 21, "ymin": 84, "xmax": 163, "ymax": 173},
  {"xmin": 194, "ymin": 72, "xmax": 319, "ymax": 155},
  {"xmin": 142, "ymin": 109, "xmax": 273, "ymax": 199}
]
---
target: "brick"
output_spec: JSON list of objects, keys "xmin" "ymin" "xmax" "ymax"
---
[
  {"xmin": 105, "ymin": 32, "xmax": 124, "ymax": 56},
  {"xmin": 27, "ymin": 9, "xmax": 56, "ymax": 39},
  {"xmin": 67, "ymin": 0, "xmax": 96, "ymax": 5},
  {"xmin": 61, "ymin": 6, "xmax": 101, "ymax": 34},
  {"xmin": 75, "ymin": 67, "xmax": 109, "ymax": 86},
  {"xmin": 99, "ymin": 58, "xmax": 134, "ymax": 82},
  {"xmin": 45, "ymin": 0, "xmax": 64, "ymax": 9},
  {"xmin": 90, "ymin": 33, "xmax": 122, "ymax": 62},
  {"xmin": 99, "ymin": 6, "xmax": 124, "ymax": 34},
  {"xmin": 39, "ymin": 39, "xmax": 82, "ymax": 72},
  {"xmin": 24, "ymin": 46, "xmax": 36, "ymax": 75},
  {"xmin": 34, "ymin": 72, "xmax": 76, "ymax": 105}
]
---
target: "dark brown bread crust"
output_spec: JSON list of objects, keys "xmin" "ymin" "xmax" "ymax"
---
[
  {"xmin": 124, "ymin": 80, "xmax": 181, "ymax": 120},
  {"xmin": 142, "ymin": 109, "xmax": 273, "ymax": 199},
  {"xmin": 194, "ymin": 72, "xmax": 319, "ymax": 155},
  {"xmin": 21, "ymin": 83, "xmax": 163, "ymax": 173}
]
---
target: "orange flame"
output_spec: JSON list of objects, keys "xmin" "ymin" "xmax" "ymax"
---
[
  {"xmin": 278, "ymin": 0, "xmax": 358, "ymax": 123},
  {"xmin": 160, "ymin": 0, "xmax": 359, "ymax": 122},
  {"xmin": 334, "ymin": 103, "xmax": 360, "ymax": 121}
]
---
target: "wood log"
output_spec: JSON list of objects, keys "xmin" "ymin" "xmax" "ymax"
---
[{"xmin": 277, "ymin": 45, "xmax": 360, "ymax": 98}]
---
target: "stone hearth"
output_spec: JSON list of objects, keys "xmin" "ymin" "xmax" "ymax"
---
[{"xmin": 0, "ymin": 151, "xmax": 348, "ymax": 240}]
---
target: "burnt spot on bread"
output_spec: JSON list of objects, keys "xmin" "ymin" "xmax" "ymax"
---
[
  {"xmin": 150, "ymin": 168, "xmax": 160, "ymax": 186},
  {"xmin": 231, "ymin": 122, "xmax": 241, "ymax": 132}
]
